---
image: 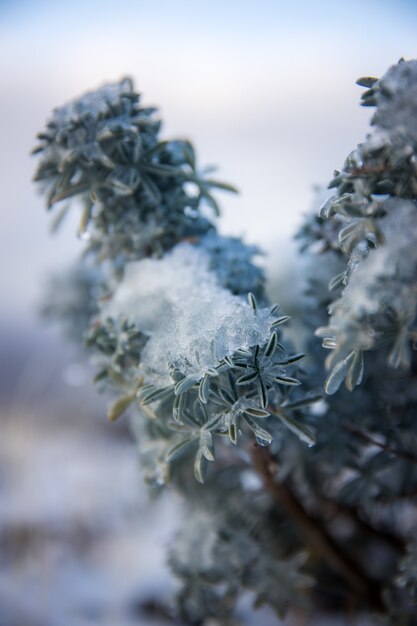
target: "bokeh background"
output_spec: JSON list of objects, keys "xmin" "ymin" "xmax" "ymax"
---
[{"xmin": 1, "ymin": 1, "xmax": 416, "ymax": 624}]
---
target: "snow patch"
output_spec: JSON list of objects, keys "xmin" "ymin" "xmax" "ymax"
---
[{"xmin": 103, "ymin": 243, "xmax": 272, "ymax": 384}]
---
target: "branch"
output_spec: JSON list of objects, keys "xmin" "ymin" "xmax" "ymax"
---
[
  {"xmin": 343, "ymin": 422, "xmax": 417, "ymax": 465},
  {"xmin": 316, "ymin": 494, "xmax": 405, "ymax": 552},
  {"xmin": 250, "ymin": 444, "xmax": 384, "ymax": 610}
]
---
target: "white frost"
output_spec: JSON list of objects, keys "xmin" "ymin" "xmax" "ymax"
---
[
  {"xmin": 328, "ymin": 200, "xmax": 417, "ymax": 351},
  {"xmin": 52, "ymin": 79, "xmax": 133, "ymax": 124},
  {"xmin": 103, "ymin": 243, "xmax": 272, "ymax": 385}
]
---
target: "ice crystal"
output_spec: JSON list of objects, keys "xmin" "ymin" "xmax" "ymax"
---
[{"xmin": 103, "ymin": 242, "xmax": 272, "ymax": 384}]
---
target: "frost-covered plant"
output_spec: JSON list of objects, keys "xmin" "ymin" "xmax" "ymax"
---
[{"xmin": 34, "ymin": 60, "xmax": 417, "ymax": 624}]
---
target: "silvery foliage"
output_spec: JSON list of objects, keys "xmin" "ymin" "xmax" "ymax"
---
[
  {"xmin": 297, "ymin": 59, "xmax": 417, "ymax": 623},
  {"xmin": 34, "ymin": 78, "xmax": 316, "ymax": 622},
  {"xmin": 305, "ymin": 60, "xmax": 417, "ymax": 395},
  {"xmin": 35, "ymin": 60, "xmax": 417, "ymax": 624}
]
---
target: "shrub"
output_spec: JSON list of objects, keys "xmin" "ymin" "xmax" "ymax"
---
[{"xmin": 33, "ymin": 59, "xmax": 417, "ymax": 624}]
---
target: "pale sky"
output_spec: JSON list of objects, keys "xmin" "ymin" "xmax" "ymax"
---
[{"xmin": 1, "ymin": 0, "xmax": 416, "ymax": 324}]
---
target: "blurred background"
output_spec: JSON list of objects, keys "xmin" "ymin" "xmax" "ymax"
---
[{"xmin": 0, "ymin": 1, "xmax": 416, "ymax": 624}]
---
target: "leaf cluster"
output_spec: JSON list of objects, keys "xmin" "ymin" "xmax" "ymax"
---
[
  {"xmin": 33, "ymin": 78, "xmax": 236, "ymax": 265},
  {"xmin": 300, "ymin": 61, "xmax": 417, "ymax": 394},
  {"xmin": 106, "ymin": 297, "xmax": 315, "ymax": 483}
]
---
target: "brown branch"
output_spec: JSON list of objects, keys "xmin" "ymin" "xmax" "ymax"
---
[
  {"xmin": 316, "ymin": 494, "xmax": 405, "ymax": 552},
  {"xmin": 250, "ymin": 443, "xmax": 384, "ymax": 611},
  {"xmin": 343, "ymin": 422, "xmax": 417, "ymax": 465}
]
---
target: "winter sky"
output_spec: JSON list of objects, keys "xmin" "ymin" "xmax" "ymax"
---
[{"xmin": 1, "ymin": 0, "xmax": 416, "ymax": 324}]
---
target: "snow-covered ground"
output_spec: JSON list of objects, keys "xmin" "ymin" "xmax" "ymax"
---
[{"xmin": 0, "ymin": 327, "xmax": 178, "ymax": 625}]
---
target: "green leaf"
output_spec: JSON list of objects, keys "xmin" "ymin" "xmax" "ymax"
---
[
  {"xmin": 338, "ymin": 221, "xmax": 361, "ymax": 248},
  {"xmin": 200, "ymin": 431, "xmax": 215, "ymax": 462},
  {"xmin": 202, "ymin": 413, "xmax": 224, "ymax": 432},
  {"xmin": 142, "ymin": 163, "xmax": 185, "ymax": 178},
  {"xmin": 174, "ymin": 375, "xmax": 197, "ymax": 396},
  {"xmin": 93, "ymin": 368, "xmax": 108, "ymax": 383},
  {"xmin": 258, "ymin": 377, "xmax": 268, "ymax": 409},
  {"xmin": 166, "ymin": 437, "xmax": 195, "ymax": 462},
  {"xmin": 200, "ymin": 191, "xmax": 220, "ymax": 216},
  {"xmin": 248, "ymin": 292, "xmax": 257, "ymax": 312},
  {"xmin": 242, "ymin": 407, "xmax": 270, "ymax": 418},
  {"xmin": 139, "ymin": 384, "xmax": 175, "ymax": 405},
  {"xmin": 324, "ymin": 351, "xmax": 356, "ymax": 395},
  {"xmin": 243, "ymin": 415, "xmax": 272, "ymax": 446},
  {"xmin": 356, "ymin": 76, "xmax": 378, "ymax": 88},
  {"xmin": 173, "ymin": 392, "xmax": 187, "ymax": 423},
  {"xmin": 194, "ymin": 399, "xmax": 208, "ymax": 425},
  {"xmin": 271, "ymin": 316, "xmax": 290, "ymax": 328},
  {"xmin": 283, "ymin": 394, "xmax": 323, "ymax": 410},
  {"xmin": 108, "ymin": 392, "xmax": 135, "ymax": 422},
  {"xmin": 182, "ymin": 141, "xmax": 196, "ymax": 169},
  {"xmin": 236, "ymin": 371, "xmax": 258, "ymax": 386},
  {"xmin": 49, "ymin": 182, "xmax": 89, "ymax": 205},
  {"xmin": 345, "ymin": 349, "xmax": 364, "ymax": 391},
  {"xmin": 141, "ymin": 140, "xmax": 170, "ymax": 159},
  {"xmin": 50, "ymin": 203, "xmax": 71, "ymax": 233},
  {"xmin": 328, "ymin": 272, "xmax": 345, "ymax": 292},
  {"xmin": 273, "ymin": 376, "xmax": 301, "ymax": 386},
  {"xmin": 204, "ymin": 179, "xmax": 239, "ymax": 194},
  {"xmin": 228, "ymin": 412, "xmax": 238, "ymax": 445},
  {"xmin": 219, "ymin": 387, "xmax": 236, "ymax": 406},
  {"xmin": 264, "ymin": 332, "xmax": 278, "ymax": 358},
  {"xmin": 194, "ymin": 448, "xmax": 208, "ymax": 484},
  {"xmin": 141, "ymin": 172, "xmax": 162, "ymax": 204},
  {"xmin": 198, "ymin": 373, "xmax": 211, "ymax": 404},
  {"xmin": 388, "ymin": 334, "xmax": 411, "ymax": 369},
  {"xmin": 106, "ymin": 166, "xmax": 140, "ymax": 195},
  {"xmin": 275, "ymin": 411, "xmax": 316, "ymax": 447},
  {"xmin": 285, "ymin": 353, "xmax": 305, "ymax": 365}
]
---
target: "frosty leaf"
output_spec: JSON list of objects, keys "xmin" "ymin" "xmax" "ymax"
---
[
  {"xmin": 139, "ymin": 384, "xmax": 175, "ymax": 405},
  {"xmin": 388, "ymin": 332, "xmax": 411, "ymax": 369},
  {"xmin": 264, "ymin": 332, "xmax": 278, "ymax": 358},
  {"xmin": 227, "ymin": 412, "xmax": 238, "ymax": 445},
  {"xmin": 166, "ymin": 437, "xmax": 196, "ymax": 462},
  {"xmin": 258, "ymin": 377, "xmax": 268, "ymax": 409},
  {"xmin": 107, "ymin": 392, "xmax": 136, "ymax": 422},
  {"xmin": 270, "ymin": 315, "xmax": 291, "ymax": 328},
  {"xmin": 236, "ymin": 371, "xmax": 259, "ymax": 386},
  {"xmin": 328, "ymin": 272, "xmax": 345, "ymax": 292},
  {"xmin": 275, "ymin": 410, "xmax": 316, "ymax": 447},
  {"xmin": 324, "ymin": 351, "xmax": 356, "ymax": 395},
  {"xmin": 200, "ymin": 431, "xmax": 215, "ymax": 462},
  {"xmin": 198, "ymin": 373, "xmax": 211, "ymax": 404},
  {"xmin": 282, "ymin": 393, "xmax": 323, "ymax": 410},
  {"xmin": 356, "ymin": 76, "xmax": 378, "ymax": 88},
  {"xmin": 345, "ymin": 349, "xmax": 364, "ymax": 391},
  {"xmin": 273, "ymin": 375, "xmax": 301, "ymax": 386},
  {"xmin": 194, "ymin": 448, "xmax": 208, "ymax": 484},
  {"xmin": 175, "ymin": 375, "xmax": 198, "ymax": 396},
  {"xmin": 248, "ymin": 292, "xmax": 257, "ymax": 312},
  {"xmin": 285, "ymin": 353, "xmax": 306, "ymax": 365},
  {"xmin": 242, "ymin": 407, "xmax": 270, "ymax": 419},
  {"xmin": 243, "ymin": 415, "xmax": 272, "ymax": 446}
]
